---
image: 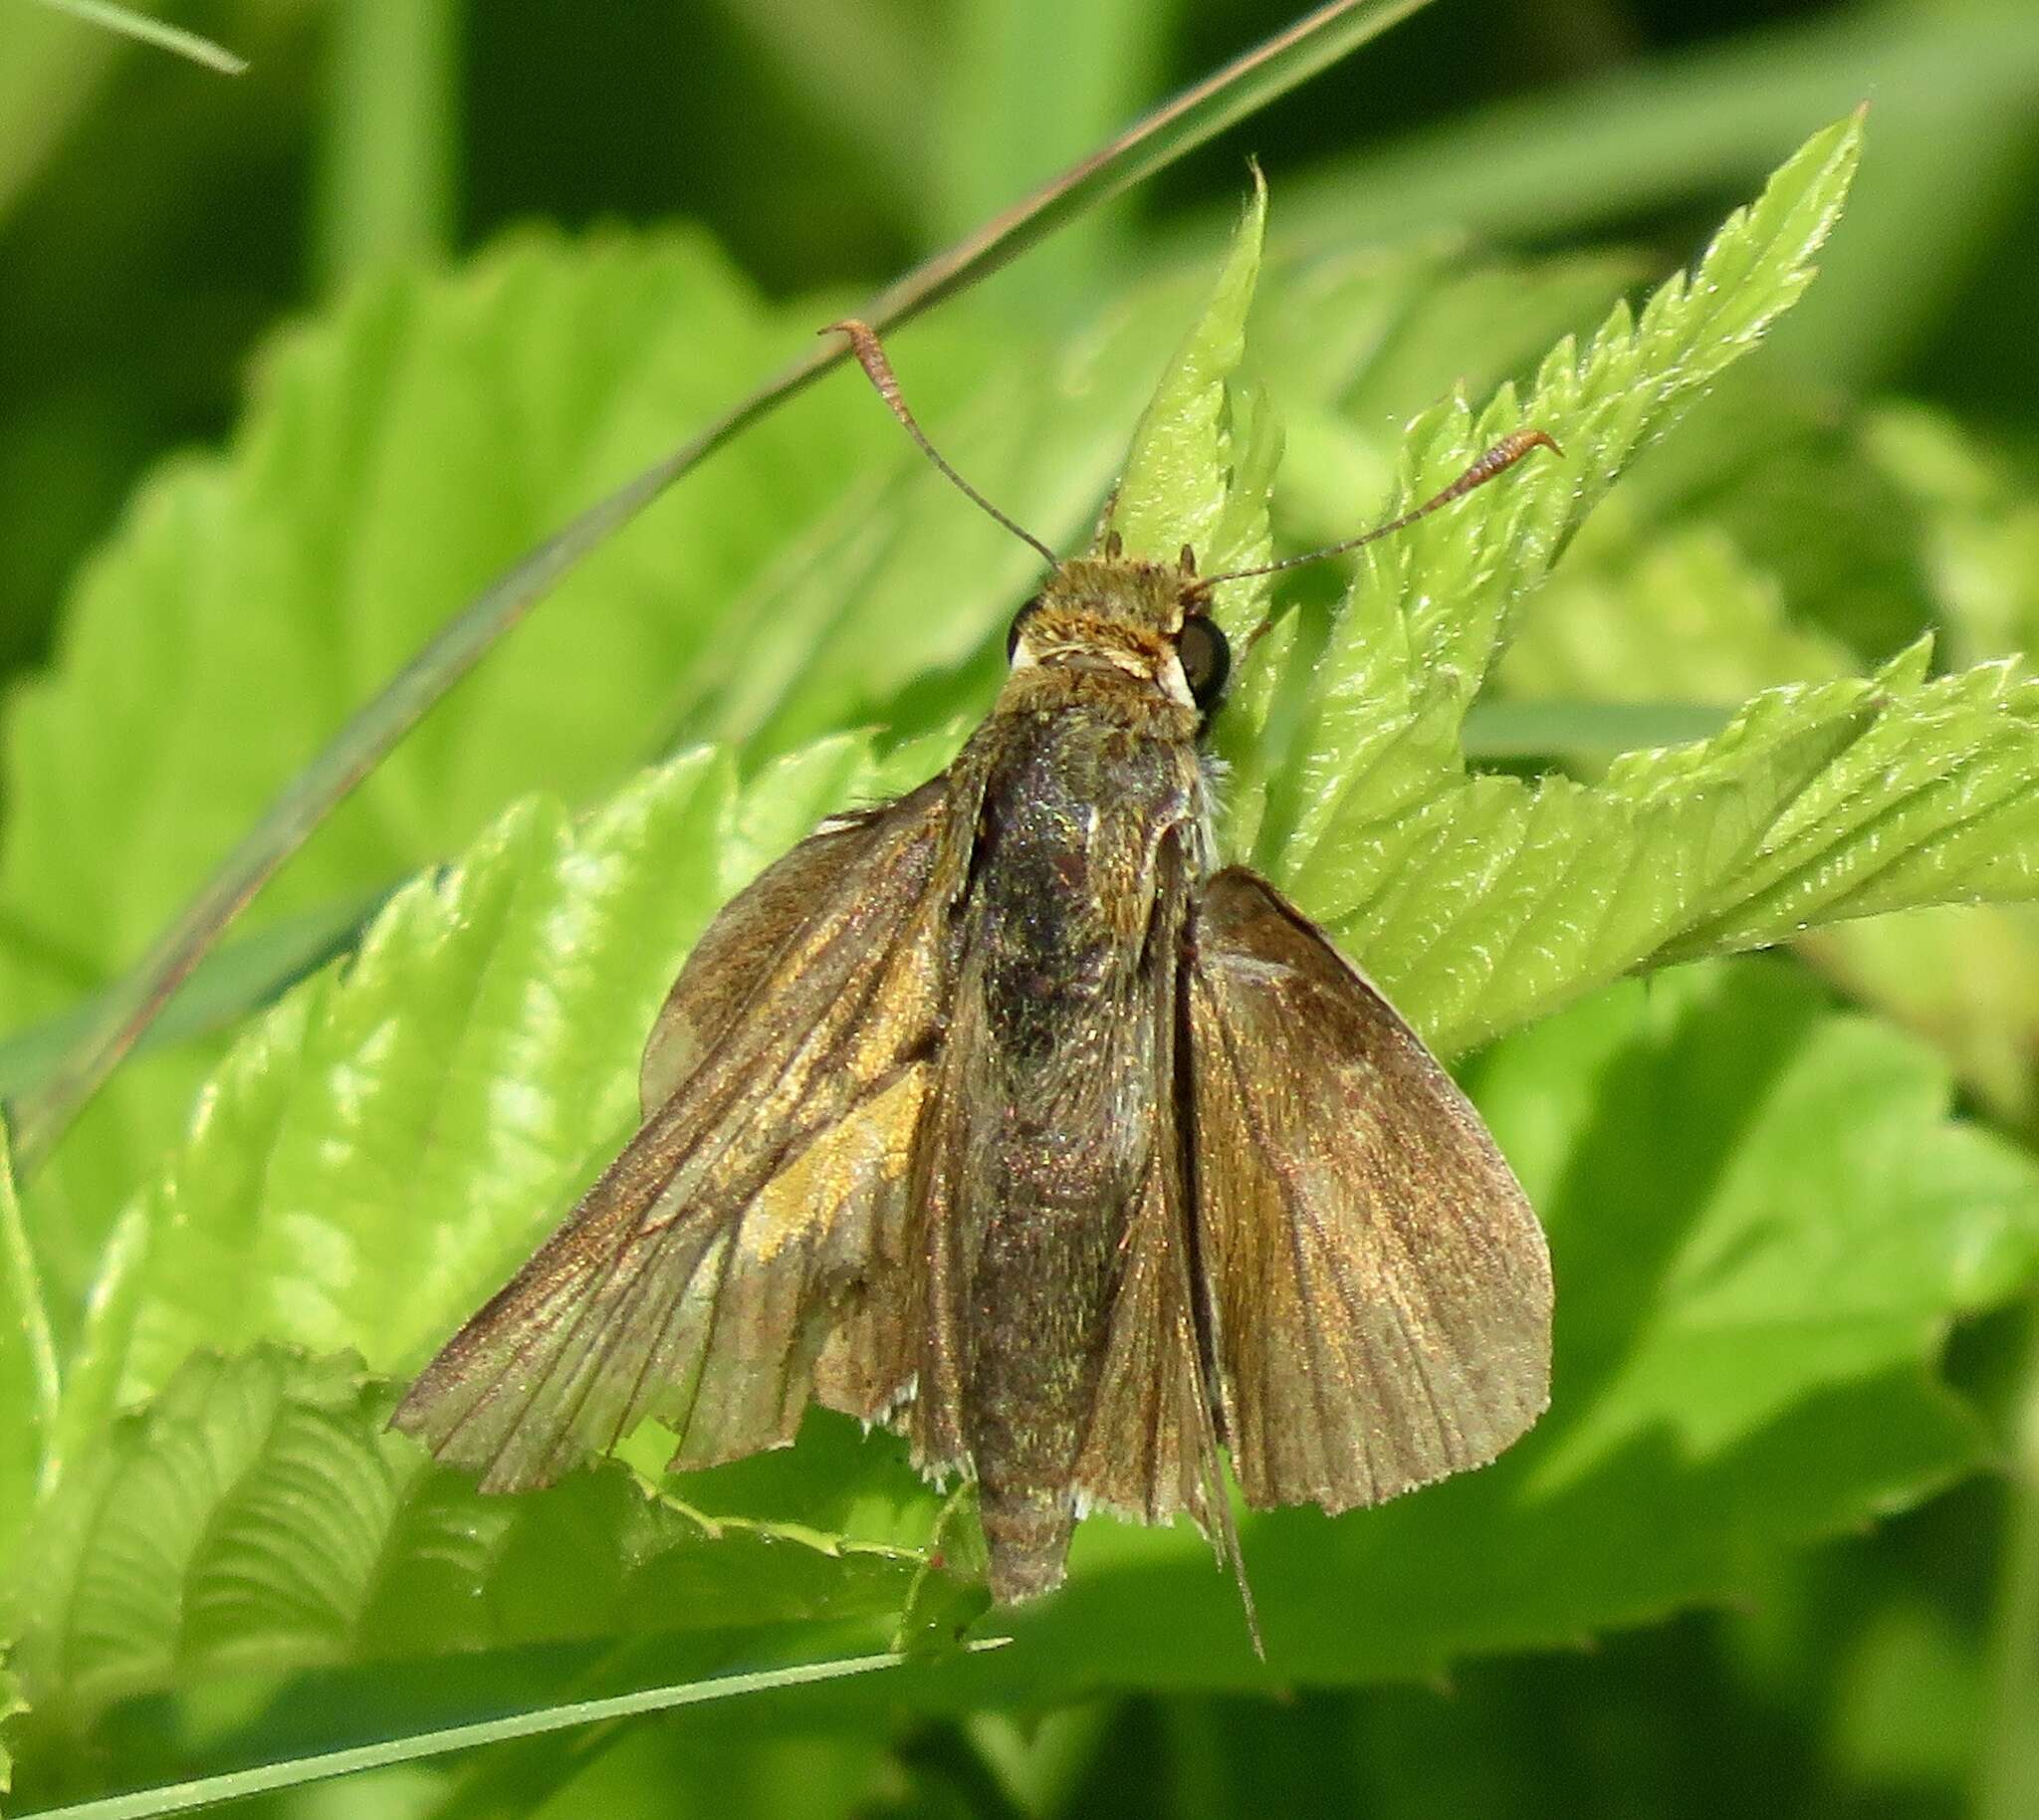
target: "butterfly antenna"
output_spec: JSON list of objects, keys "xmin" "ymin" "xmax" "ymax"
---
[
  {"xmin": 824, "ymin": 318, "xmax": 1059, "ymax": 568},
  {"xmin": 1201, "ymin": 427, "xmax": 1562, "ymax": 587}
]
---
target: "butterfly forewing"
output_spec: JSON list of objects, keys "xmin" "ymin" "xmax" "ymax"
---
[
  {"xmin": 391, "ymin": 782, "xmax": 964, "ymax": 1490},
  {"xmin": 636, "ymin": 791, "xmax": 935, "ymax": 1116},
  {"xmin": 1185, "ymin": 867, "xmax": 1552, "ymax": 1513}
]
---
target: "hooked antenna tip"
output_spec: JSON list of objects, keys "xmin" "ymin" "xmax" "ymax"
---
[{"xmin": 820, "ymin": 317, "xmax": 1058, "ymax": 569}]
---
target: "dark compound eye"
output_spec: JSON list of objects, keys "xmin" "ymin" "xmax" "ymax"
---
[
  {"xmin": 1006, "ymin": 596, "xmax": 1041, "ymax": 661},
  {"xmin": 1177, "ymin": 613, "xmax": 1230, "ymax": 710}
]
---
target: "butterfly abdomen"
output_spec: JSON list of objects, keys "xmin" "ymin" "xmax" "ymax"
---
[
  {"xmin": 980, "ymin": 1484, "xmax": 1076, "ymax": 1601},
  {"xmin": 957, "ymin": 698, "xmax": 1202, "ymax": 1595}
]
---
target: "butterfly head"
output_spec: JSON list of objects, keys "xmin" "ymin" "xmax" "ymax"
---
[{"xmin": 1005, "ymin": 542, "xmax": 1231, "ymax": 715}]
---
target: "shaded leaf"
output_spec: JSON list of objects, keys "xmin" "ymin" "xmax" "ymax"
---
[{"xmin": 4, "ymin": 1344, "xmax": 953, "ymax": 1731}]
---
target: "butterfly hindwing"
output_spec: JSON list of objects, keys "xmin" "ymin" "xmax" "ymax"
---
[
  {"xmin": 1061, "ymin": 832, "xmax": 1224, "ymax": 1535},
  {"xmin": 1185, "ymin": 866, "xmax": 1552, "ymax": 1514}
]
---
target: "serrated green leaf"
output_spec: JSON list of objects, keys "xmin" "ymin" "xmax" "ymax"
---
[
  {"xmin": 1114, "ymin": 173, "xmax": 1277, "ymax": 589},
  {"xmin": 3, "ymin": 1343, "xmax": 958, "ymax": 1733},
  {"xmin": 1310, "ymin": 641, "xmax": 2039, "ymax": 1058},
  {"xmin": 1266, "ymin": 113, "xmax": 1865, "ymax": 876},
  {"xmin": 1663, "ymin": 653, "xmax": 2039, "ymax": 949}
]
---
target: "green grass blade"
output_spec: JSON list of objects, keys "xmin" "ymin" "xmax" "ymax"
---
[
  {"xmin": 0, "ymin": 888, "xmax": 391, "ymax": 1100},
  {"xmin": 15, "ymin": 1644, "xmax": 1006, "ymax": 1820},
  {"xmin": 1, "ymin": 0, "xmax": 1437, "ymax": 1180},
  {"xmin": 315, "ymin": 0, "xmax": 460, "ymax": 289},
  {"xmin": 28, "ymin": 0, "xmax": 245, "ymax": 75}
]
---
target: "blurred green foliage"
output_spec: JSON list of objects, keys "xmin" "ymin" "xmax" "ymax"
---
[{"xmin": 2, "ymin": 3, "xmax": 2038, "ymax": 1818}]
